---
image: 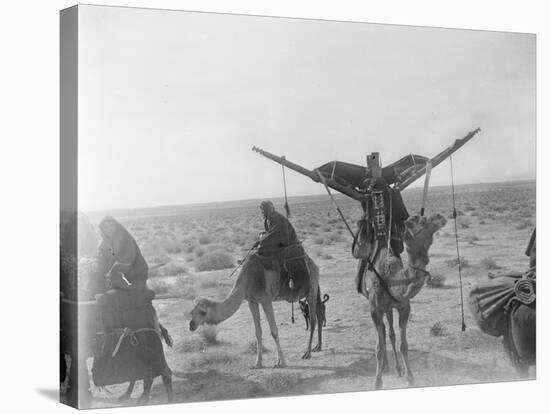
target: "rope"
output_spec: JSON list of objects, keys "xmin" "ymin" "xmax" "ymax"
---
[
  {"xmin": 450, "ymin": 155, "xmax": 466, "ymax": 332},
  {"xmin": 228, "ymin": 244, "xmax": 255, "ymax": 278},
  {"xmin": 514, "ymin": 279, "xmax": 536, "ymax": 305},
  {"xmin": 281, "ymin": 158, "xmax": 295, "ymax": 323},
  {"xmin": 281, "ymin": 157, "xmax": 290, "ymax": 218},
  {"xmin": 315, "ymin": 169, "xmax": 355, "ymax": 238},
  {"xmin": 109, "ymin": 327, "xmax": 160, "ymax": 358}
]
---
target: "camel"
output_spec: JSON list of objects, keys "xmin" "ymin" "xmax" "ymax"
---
[
  {"xmin": 357, "ymin": 213, "xmax": 447, "ymax": 390},
  {"xmin": 189, "ymin": 252, "xmax": 324, "ymax": 368}
]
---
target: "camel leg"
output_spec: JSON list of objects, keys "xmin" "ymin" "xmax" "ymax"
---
[
  {"xmin": 117, "ymin": 381, "xmax": 135, "ymax": 402},
  {"xmin": 302, "ymin": 288, "xmax": 318, "ymax": 359},
  {"xmin": 248, "ymin": 301, "xmax": 264, "ymax": 369},
  {"xmin": 137, "ymin": 377, "xmax": 153, "ymax": 405},
  {"xmin": 398, "ymin": 303, "xmax": 414, "ymax": 386},
  {"xmin": 313, "ymin": 290, "xmax": 323, "ymax": 352},
  {"xmin": 386, "ymin": 310, "xmax": 403, "ymax": 376},
  {"xmin": 371, "ymin": 309, "xmax": 386, "ymax": 390},
  {"xmin": 161, "ymin": 365, "xmax": 173, "ymax": 403},
  {"xmin": 261, "ymin": 300, "xmax": 286, "ymax": 368}
]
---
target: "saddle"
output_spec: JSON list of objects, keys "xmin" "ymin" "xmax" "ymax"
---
[{"xmin": 256, "ymin": 243, "xmax": 310, "ymax": 301}]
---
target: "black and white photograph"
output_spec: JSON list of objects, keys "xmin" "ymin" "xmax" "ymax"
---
[{"xmin": 57, "ymin": 4, "xmax": 538, "ymax": 409}]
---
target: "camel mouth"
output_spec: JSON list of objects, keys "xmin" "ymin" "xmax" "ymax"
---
[{"xmin": 189, "ymin": 321, "xmax": 197, "ymax": 331}]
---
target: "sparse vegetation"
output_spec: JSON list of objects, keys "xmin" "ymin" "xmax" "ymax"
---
[
  {"xmin": 260, "ymin": 372, "xmax": 301, "ymax": 395},
  {"xmin": 186, "ymin": 350, "xmax": 238, "ymax": 369},
  {"xmin": 200, "ymin": 324, "xmax": 219, "ymax": 345},
  {"xmin": 481, "ymin": 257, "xmax": 500, "ymax": 270},
  {"xmin": 430, "ymin": 322, "xmax": 446, "ymax": 337},
  {"xmin": 427, "ymin": 273, "xmax": 446, "ymax": 288},
  {"xmin": 444, "ymin": 256, "xmax": 469, "ymax": 268},
  {"xmin": 195, "ymin": 250, "xmax": 234, "ymax": 272}
]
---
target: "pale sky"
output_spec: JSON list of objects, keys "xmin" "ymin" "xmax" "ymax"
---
[{"xmin": 78, "ymin": 5, "xmax": 535, "ymax": 212}]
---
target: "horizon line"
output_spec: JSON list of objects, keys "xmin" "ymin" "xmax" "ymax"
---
[{"xmin": 83, "ymin": 177, "xmax": 535, "ymax": 216}]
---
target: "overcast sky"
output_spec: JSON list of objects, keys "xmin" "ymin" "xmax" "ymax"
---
[{"xmin": 78, "ymin": 5, "xmax": 535, "ymax": 212}]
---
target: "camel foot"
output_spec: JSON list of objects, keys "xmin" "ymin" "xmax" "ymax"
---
[
  {"xmin": 302, "ymin": 350, "xmax": 312, "ymax": 359},
  {"xmin": 274, "ymin": 359, "xmax": 286, "ymax": 368},
  {"xmin": 136, "ymin": 396, "xmax": 150, "ymax": 406},
  {"xmin": 117, "ymin": 394, "xmax": 132, "ymax": 403},
  {"xmin": 375, "ymin": 378, "xmax": 383, "ymax": 390},
  {"xmin": 312, "ymin": 344, "xmax": 322, "ymax": 352},
  {"xmin": 250, "ymin": 362, "xmax": 263, "ymax": 369},
  {"xmin": 395, "ymin": 366, "xmax": 404, "ymax": 377},
  {"xmin": 406, "ymin": 373, "xmax": 415, "ymax": 387}
]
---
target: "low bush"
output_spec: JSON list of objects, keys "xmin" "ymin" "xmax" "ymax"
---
[
  {"xmin": 195, "ymin": 250, "xmax": 234, "ymax": 271},
  {"xmin": 481, "ymin": 257, "xmax": 499, "ymax": 270},
  {"xmin": 444, "ymin": 256, "xmax": 469, "ymax": 268},
  {"xmin": 430, "ymin": 322, "xmax": 446, "ymax": 337},
  {"xmin": 426, "ymin": 273, "xmax": 446, "ymax": 288},
  {"xmin": 200, "ymin": 324, "xmax": 219, "ymax": 345}
]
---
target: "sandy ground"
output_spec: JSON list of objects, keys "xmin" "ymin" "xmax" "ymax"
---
[{"xmin": 84, "ymin": 181, "xmax": 535, "ymax": 407}]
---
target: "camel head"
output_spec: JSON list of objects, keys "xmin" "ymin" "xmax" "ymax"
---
[
  {"xmin": 403, "ymin": 213, "xmax": 447, "ymax": 259},
  {"xmin": 189, "ymin": 298, "xmax": 217, "ymax": 331}
]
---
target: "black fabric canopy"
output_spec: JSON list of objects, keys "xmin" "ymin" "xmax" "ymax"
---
[{"xmin": 316, "ymin": 154, "xmax": 428, "ymax": 189}]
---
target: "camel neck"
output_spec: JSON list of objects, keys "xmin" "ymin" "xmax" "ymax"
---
[
  {"xmin": 405, "ymin": 245, "xmax": 429, "ymax": 270},
  {"xmin": 210, "ymin": 276, "xmax": 246, "ymax": 325}
]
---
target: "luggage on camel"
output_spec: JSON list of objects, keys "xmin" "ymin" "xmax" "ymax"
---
[
  {"xmin": 469, "ymin": 270, "xmax": 536, "ymax": 338},
  {"xmin": 468, "ymin": 274, "xmax": 520, "ymax": 337},
  {"xmin": 92, "ymin": 288, "xmax": 165, "ymax": 386}
]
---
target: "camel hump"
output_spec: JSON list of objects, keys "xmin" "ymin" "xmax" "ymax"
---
[{"xmin": 252, "ymin": 245, "xmax": 314, "ymax": 302}]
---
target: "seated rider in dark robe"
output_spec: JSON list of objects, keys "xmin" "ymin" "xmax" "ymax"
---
[
  {"xmin": 256, "ymin": 200, "xmax": 299, "ymax": 258},
  {"xmin": 255, "ymin": 200, "xmax": 301, "ymax": 264}
]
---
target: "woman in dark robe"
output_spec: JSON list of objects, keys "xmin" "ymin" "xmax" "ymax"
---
[{"xmin": 98, "ymin": 216, "xmax": 149, "ymax": 291}]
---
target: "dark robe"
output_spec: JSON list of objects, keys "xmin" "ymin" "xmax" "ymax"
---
[
  {"xmin": 257, "ymin": 211, "xmax": 298, "ymax": 256},
  {"xmin": 98, "ymin": 217, "xmax": 149, "ymax": 288}
]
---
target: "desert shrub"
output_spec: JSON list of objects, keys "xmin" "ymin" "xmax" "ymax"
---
[
  {"xmin": 199, "ymin": 324, "xmax": 219, "ymax": 345},
  {"xmin": 313, "ymin": 236, "xmax": 324, "ymax": 245},
  {"xmin": 515, "ymin": 219, "xmax": 532, "ymax": 230},
  {"xmin": 426, "ymin": 273, "xmax": 446, "ymax": 288},
  {"xmin": 195, "ymin": 250, "xmax": 234, "ymax": 272},
  {"xmin": 198, "ymin": 233, "xmax": 212, "ymax": 245},
  {"xmin": 158, "ymin": 262, "xmax": 187, "ymax": 277},
  {"xmin": 479, "ymin": 220, "xmax": 486, "ymax": 225},
  {"xmin": 321, "ymin": 252, "xmax": 333, "ymax": 260},
  {"xmin": 260, "ymin": 372, "xmax": 301, "ymax": 394},
  {"xmin": 176, "ymin": 337, "xmax": 204, "ymax": 353},
  {"xmin": 481, "ymin": 257, "xmax": 499, "ymax": 270},
  {"xmin": 430, "ymin": 322, "xmax": 446, "ymax": 337},
  {"xmin": 325, "ymin": 232, "xmax": 342, "ymax": 244},
  {"xmin": 243, "ymin": 340, "xmax": 270, "ymax": 355},
  {"xmin": 187, "ymin": 350, "xmax": 237, "ymax": 369},
  {"xmin": 159, "ymin": 238, "xmax": 182, "ymax": 254},
  {"xmin": 194, "ymin": 246, "xmax": 206, "ymax": 258},
  {"xmin": 148, "ymin": 278, "xmax": 170, "ymax": 295},
  {"xmin": 182, "ymin": 237, "xmax": 198, "ymax": 254},
  {"xmin": 444, "ymin": 256, "xmax": 469, "ymax": 268},
  {"xmin": 465, "ymin": 235, "xmax": 479, "ymax": 245},
  {"xmin": 458, "ymin": 217, "xmax": 471, "ymax": 229},
  {"xmin": 174, "ymin": 278, "xmax": 197, "ymax": 300},
  {"xmin": 199, "ymin": 274, "xmax": 219, "ymax": 289}
]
